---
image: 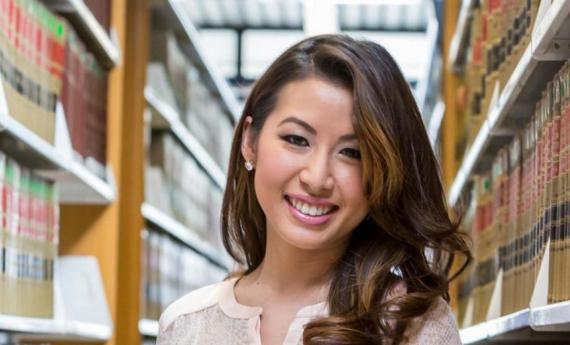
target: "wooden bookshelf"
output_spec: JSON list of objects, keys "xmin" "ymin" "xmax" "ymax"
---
[
  {"xmin": 58, "ymin": 1, "xmax": 148, "ymax": 345},
  {"xmin": 447, "ymin": 0, "xmax": 570, "ymax": 207},
  {"xmin": 444, "ymin": 0, "xmax": 570, "ymax": 343}
]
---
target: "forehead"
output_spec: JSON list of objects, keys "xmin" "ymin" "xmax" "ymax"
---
[{"xmin": 267, "ymin": 78, "xmax": 354, "ymax": 132}]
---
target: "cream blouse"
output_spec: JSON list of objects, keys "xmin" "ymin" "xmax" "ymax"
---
[{"xmin": 157, "ymin": 277, "xmax": 462, "ymax": 345}]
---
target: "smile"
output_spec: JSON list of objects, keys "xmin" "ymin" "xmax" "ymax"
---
[
  {"xmin": 292, "ymin": 199, "xmax": 333, "ymax": 216},
  {"xmin": 285, "ymin": 195, "xmax": 338, "ymax": 226}
]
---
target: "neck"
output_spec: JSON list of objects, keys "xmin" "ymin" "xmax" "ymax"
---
[{"xmin": 245, "ymin": 229, "xmax": 348, "ymax": 301}]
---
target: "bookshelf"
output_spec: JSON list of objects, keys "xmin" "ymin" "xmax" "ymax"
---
[
  {"xmin": 0, "ymin": 315, "xmax": 111, "ymax": 342},
  {"xmin": 144, "ymin": 86, "xmax": 226, "ymax": 189},
  {"xmin": 444, "ymin": 0, "xmax": 570, "ymax": 344},
  {"xmin": 141, "ymin": 202, "xmax": 231, "ymax": 270},
  {"xmin": 40, "ymin": 0, "xmax": 121, "ymax": 69},
  {"xmin": 154, "ymin": 0, "xmax": 241, "ymax": 123},
  {"xmin": 448, "ymin": 0, "xmax": 570, "ymax": 207},
  {"xmin": 0, "ymin": 106, "xmax": 116, "ymax": 204},
  {"xmin": 0, "ymin": 0, "xmax": 133, "ymax": 343}
]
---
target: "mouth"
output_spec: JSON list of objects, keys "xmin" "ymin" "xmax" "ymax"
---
[
  {"xmin": 284, "ymin": 195, "xmax": 339, "ymax": 226},
  {"xmin": 285, "ymin": 196, "xmax": 338, "ymax": 216}
]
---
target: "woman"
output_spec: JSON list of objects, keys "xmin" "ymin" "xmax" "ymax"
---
[{"xmin": 157, "ymin": 34, "xmax": 471, "ymax": 345}]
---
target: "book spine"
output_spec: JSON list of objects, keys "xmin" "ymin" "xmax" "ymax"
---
[
  {"xmin": 0, "ymin": 151, "xmax": 5, "ymax": 314},
  {"xmin": 562, "ymin": 63, "xmax": 570, "ymax": 301}
]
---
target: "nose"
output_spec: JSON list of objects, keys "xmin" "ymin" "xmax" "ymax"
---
[{"xmin": 299, "ymin": 148, "xmax": 334, "ymax": 195}]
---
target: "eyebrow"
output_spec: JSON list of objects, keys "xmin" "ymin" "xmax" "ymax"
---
[{"xmin": 278, "ymin": 116, "xmax": 357, "ymax": 142}]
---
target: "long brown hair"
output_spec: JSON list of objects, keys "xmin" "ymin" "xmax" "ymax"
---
[{"xmin": 221, "ymin": 34, "xmax": 471, "ymax": 344}]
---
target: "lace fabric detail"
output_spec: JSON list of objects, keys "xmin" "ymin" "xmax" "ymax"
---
[
  {"xmin": 401, "ymin": 297, "xmax": 462, "ymax": 345},
  {"xmin": 157, "ymin": 304, "xmax": 257, "ymax": 345}
]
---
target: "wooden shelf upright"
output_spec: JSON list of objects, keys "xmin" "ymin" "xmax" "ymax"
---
[{"xmin": 55, "ymin": 1, "xmax": 149, "ymax": 344}]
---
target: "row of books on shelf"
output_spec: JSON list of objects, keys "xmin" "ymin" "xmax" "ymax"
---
[
  {"xmin": 0, "ymin": 150, "xmax": 59, "ymax": 318},
  {"xmin": 145, "ymin": 131, "xmax": 224, "ymax": 251},
  {"xmin": 456, "ymin": 0, "xmax": 540, "ymax": 159},
  {"xmin": 147, "ymin": 29, "xmax": 234, "ymax": 171},
  {"xmin": 457, "ymin": 59, "xmax": 570, "ymax": 327},
  {"xmin": 0, "ymin": 0, "xmax": 108, "ymax": 175},
  {"xmin": 141, "ymin": 227, "xmax": 226, "ymax": 321}
]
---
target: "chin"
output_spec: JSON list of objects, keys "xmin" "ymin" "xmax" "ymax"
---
[{"xmin": 277, "ymin": 225, "xmax": 344, "ymax": 251}]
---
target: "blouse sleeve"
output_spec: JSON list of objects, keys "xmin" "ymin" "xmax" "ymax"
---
[
  {"xmin": 401, "ymin": 297, "xmax": 462, "ymax": 345},
  {"xmin": 156, "ymin": 314, "xmax": 173, "ymax": 345}
]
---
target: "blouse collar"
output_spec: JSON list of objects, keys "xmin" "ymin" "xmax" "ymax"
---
[{"xmin": 218, "ymin": 277, "xmax": 329, "ymax": 320}]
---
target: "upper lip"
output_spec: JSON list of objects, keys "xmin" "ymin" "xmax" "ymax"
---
[{"xmin": 286, "ymin": 193, "xmax": 338, "ymax": 208}]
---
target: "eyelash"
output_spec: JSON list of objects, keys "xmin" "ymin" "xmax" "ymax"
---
[{"xmin": 280, "ymin": 135, "xmax": 361, "ymax": 160}]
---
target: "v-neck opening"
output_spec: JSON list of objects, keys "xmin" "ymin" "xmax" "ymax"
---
[{"xmin": 218, "ymin": 277, "xmax": 329, "ymax": 344}]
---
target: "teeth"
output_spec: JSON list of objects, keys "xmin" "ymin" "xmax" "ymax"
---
[
  {"xmin": 288, "ymin": 197, "xmax": 333, "ymax": 216},
  {"xmin": 309, "ymin": 206, "xmax": 317, "ymax": 216}
]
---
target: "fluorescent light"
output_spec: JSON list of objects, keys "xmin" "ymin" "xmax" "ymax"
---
[{"xmin": 320, "ymin": 0, "xmax": 422, "ymax": 4}]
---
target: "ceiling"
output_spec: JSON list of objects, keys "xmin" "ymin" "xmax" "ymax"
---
[{"xmin": 181, "ymin": 0, "xmax": 429, "ymax": 32}]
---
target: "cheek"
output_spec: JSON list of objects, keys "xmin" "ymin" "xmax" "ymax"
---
[
  {"xmin": 335, "ymin": 164, "xmax": 368, "ymax": 211},
  {"xmin": 254, "ymin": 139, "xmax": 300, "ymax": 202}
]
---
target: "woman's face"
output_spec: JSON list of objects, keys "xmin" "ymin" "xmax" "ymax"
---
[{"xmin": 242, "ymin": 77, "xmax": 370, "ymax": 251}]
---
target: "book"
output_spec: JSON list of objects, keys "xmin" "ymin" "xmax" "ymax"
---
[
  {"xmin": 0, "ymin": 153, "xmax": 57, "ymax": 318},
  {"xmin": 456, "ymin": 0, "xmax": 540, "ymax": 160},
  {"xmin": 141, "ymin": 227, "xmax": 226, "ymax": 320},
  {"xmin": 458, "ymin": 60, "xmax": 570, "ymax": 325}
]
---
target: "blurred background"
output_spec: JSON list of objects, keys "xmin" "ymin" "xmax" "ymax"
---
[{"xmin": 0, "ymin": 0, "xmax": 570, "ymax": 344}]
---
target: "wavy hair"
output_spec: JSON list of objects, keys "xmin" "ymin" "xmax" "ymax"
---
[{"xmin": 221, "ymin": 34, "xmax": 471, "ymax": 344}]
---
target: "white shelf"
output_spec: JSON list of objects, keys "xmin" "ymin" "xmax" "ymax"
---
[
  {"xmin": 0, "ymin": 314, "xmax": 111, "ymax": 342},
  {"xmin": 448, "ymin": 0, "xmax": 475, "ymax": 72},
  {"xmin": 141, "ymin": 202, "xmax": 231, "ymax": 270},
  {"xmin": 154, "ymin": 0, "xmax": 242, "ymax": 123},
  {"xmin": 486, "ymin": 308, "xmax": 530, "ymax": 338},
  {"xmin": 448, "ymin": 1, "xmax": 570, "ymax": 207},
  {"xmin": 145, "ymin": 86, "xmax": 226, "ymax": 190},
  {"xmin": 531, "ymin": 0, "xmax": 570, "ymax": 61},
  {"xmin": 0, "ymin": 111, "xmax": 116, "ymax": 204},
  {"xmin": 460, "ymin": 309, "xmax": 531, "ymax": 344},
  {"xmin": 461, "ymin": 302, "xmax": 570, "ymax": 344},
  {"xmin": 427, "ymin": 100, "xmax": 445, "ymax": 148},
  {"xmin": 459, "ymin": 320, "xmax": 489, "ymax": 344},
  {"xmin": 139, "ymin": 318, "xmax": 159, "ymax": 338},
  {"xmin": 530, "ymin": 300, "xmax": 570, "ymax": 332},
  {"xmin": 40, "ymin": 0, "xmax": 120, "ymax": 69}
]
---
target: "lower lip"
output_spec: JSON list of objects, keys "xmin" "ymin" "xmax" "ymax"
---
[{"xmin": 285, "ymin": 199, "xmax": 336, "ymax": 226}]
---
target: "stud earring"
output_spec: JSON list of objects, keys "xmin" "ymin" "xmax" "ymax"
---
[{"xmin": 245, "ymin": 160, "xmax": 255, "ymax": 171}]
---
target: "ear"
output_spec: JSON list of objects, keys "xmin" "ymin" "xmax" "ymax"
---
[{"xmin": 241, "ymin": 116, "xmax": 256, "ymax": 163}]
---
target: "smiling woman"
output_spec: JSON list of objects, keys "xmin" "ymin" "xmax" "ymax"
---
[{"xmin": 156, "ymin": 34, "xmax": 472, "ymax": 345}]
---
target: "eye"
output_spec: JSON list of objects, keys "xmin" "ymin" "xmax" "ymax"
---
[
  {"xmin": 281, "ymin": 135, "xmax": 309, "ymax": 147},
  {"xmin": 340, "ymin": 148, "xmax": 361, "ymax": 160}
]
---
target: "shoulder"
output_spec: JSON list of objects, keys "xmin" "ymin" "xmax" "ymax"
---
[
  {"xmin": 158, "ymin": 279, "xmax": 232, "ymax": 332},
  {"xmin": 402, "ymin": 297, "xmax": 461, "ymax": 345}
]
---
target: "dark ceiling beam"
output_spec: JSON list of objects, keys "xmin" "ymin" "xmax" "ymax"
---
[
  {"xmin": 235, "ymin": 29, "xmax": 244, "ymax": 85},
  {"xmin": 198, "ymin": 24, "xmax": 426, "ymax": 33}
]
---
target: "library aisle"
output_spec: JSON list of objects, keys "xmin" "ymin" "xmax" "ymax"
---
[{"xmin": 0, "ymin": 0, "xmax": 568, "ymax": 344}]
